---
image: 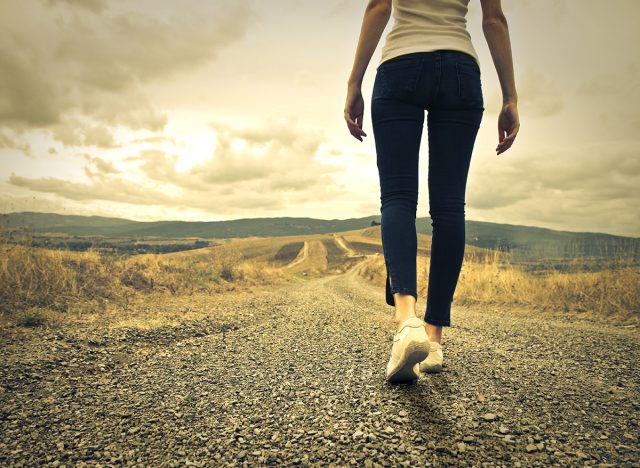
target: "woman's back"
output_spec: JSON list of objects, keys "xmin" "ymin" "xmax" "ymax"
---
[{"xmin": 380, "ymin": 0, "xmax": 479, "ymax": 67}]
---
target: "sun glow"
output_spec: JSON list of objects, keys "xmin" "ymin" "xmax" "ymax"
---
[{"xmin": 174, "ymin": 132, "xmax": 218, "ymax": 173}]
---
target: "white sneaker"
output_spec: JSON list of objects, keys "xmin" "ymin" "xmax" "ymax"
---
[
  {"xmin": 386, "ymin": 316, "xmax": 431, "ymax": 383},
  {"xmin": 419, "ymin": 340, "xmax": 444, "ymax": 373}
]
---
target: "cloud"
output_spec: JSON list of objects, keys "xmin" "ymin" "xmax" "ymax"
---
[
  {"xmin": 7, "ymin": 173, "xmax": 175, "ymax": 205},
  {"xmin": 0, "ymin": 194, "xmax": 75, "ymax": 215},
  {"xmin": 0, "ymin": 0, "xmax": 256, "ymax": 135},
  {"xmin": 6, "ymin": 119, "xmax": 351, "ymax": 216},
  {"xmin": 575, "ymin": 62, "xmax": 640, "ymax": 100},
  {"xmin": 0, "ymin": 130, "xmax": 32, "ymax": 155},
  {"xmin": 467, "ymin": 140, "xmax": 640, "ymax": 235},
  {"xmin": 516, "ymin": 68, "xmax": 563, "ymax": 118},
  {"xmin": 0, "ymin": 40, "xmax": 61, "ymax": 127},
  {"xmin": 51, "ymin": 119, "xmax": 118, "ymax": 148},
  {"xmin": 327, "ymin": 1, "xmax": 350, "ymax": 17},
  {"xmin": 574, "ymin": 61, "xmax": 640, "ymax": 139},
  {"xmin": 136, "ymin": 119, "xmax": 341, "ymax": 191},
  {"xmin": 129, "ymin": 135, "xmax": 178, "ymax": 146},
  {"xmin": 135, "ymin": 150, "xmax": 181, "ymax": 185},
  {"xmin": 83, "ymin": 154, "xmax": 120, "ymax": 176},
  {"xmin": 514, "ymin": 0, "xmax": 567, "ymax": 20},
  {"xmin": 48, "ymin": 0, "xmax": 106, "ymax": 12}
]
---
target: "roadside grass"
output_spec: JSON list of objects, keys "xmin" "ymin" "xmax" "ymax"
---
[
  {"xmin": 0, "ymin": 231, "xmax": 288, "ymax": 329},
  {"xmin": 359, "ymin": 248, "xmax": 639, "ymax": 322}
]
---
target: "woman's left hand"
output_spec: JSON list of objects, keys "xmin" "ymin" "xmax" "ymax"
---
[{"xmin": 344, "ymin": 85, "xmax": 367, "ymax": 141}]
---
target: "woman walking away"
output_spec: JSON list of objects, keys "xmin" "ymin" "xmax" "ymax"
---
[{"xmin": 344, "ymin": 0, "xmax": 520, "ymax": 383}]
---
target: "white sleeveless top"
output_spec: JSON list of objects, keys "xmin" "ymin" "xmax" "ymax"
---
[{"xmin": 379, "ymin": 0, "xmax": 480, "ymax": 67}]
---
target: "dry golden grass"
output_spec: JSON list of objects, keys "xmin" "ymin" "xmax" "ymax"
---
[
  {"xmin": 0, "ymin": 237, "xmax": 288, "ymax": 328},
  {"xmin": 359, "ymin": 249, "xmax": 640, "ymax": 321}
]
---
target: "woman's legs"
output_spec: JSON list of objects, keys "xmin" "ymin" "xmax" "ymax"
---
[
  {"xmin": 373, "ymin": 104, "xmax": 482, "ymax": 335},
  {"xmin": 373, "ymin": 103, "xmax": 482, "ymax": 333}
]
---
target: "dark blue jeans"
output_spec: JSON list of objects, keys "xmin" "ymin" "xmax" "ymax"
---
[{"xmin": 371, "ymin": 50, "xmax": 484, "ymax": 327}]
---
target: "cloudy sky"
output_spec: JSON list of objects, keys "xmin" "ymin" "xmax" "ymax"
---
[{"xmin": 1, "ymin": 0, "xmax": 638, "ymax": 237}]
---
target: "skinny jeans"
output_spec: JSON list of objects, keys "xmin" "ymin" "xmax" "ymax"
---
[{"xmin": 371, "ymin": 50, "xmax": 484, "ymax": 327}]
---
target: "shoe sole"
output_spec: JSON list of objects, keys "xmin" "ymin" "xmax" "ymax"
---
[
  {"xmin": 387, "ymin": 329, "xmax": 431, "ymax": 383},
  {"xmin": 420, "ymin": 363, "xmax": 443, "ymax": 374}
]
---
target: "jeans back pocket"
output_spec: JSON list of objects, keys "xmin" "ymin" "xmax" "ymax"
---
[
  {"xmin": 375, "ymin": 54, "xmax": 425, "ymax": 101},
  {"xmin": 455, "ymin": 59, "xmax": 484, "ymax": 110}
]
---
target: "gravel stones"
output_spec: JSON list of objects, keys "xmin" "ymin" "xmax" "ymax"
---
[{"xmin": 1, "ymin": 268, "xmax": 639, "ymax": 466}]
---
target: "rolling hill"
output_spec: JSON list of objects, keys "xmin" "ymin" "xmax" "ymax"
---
[{"xmin": 1, "ymin": 211, "xmax": 638, "ymax": 261}]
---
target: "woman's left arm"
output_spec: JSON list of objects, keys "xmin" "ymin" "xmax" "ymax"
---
[{"xmin": 344, "ymin": 0, "xmax": 391, "ymax": 141}]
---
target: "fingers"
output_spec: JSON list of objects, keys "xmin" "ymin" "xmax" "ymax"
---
[
  {"xmin": 497, "ymin": 127, "xmax": 506, "ymax": 143},
  {"xmin": 344, "ymin": 110, "xmax": 367, "ymax": 141},
  {"xmin": 349, "ymin": 112, "xmax": 366, "ymax": 135},
  {"xmin": 496, "ymin": 123, "xmax": 519, "ymax": 155},
  {"xmin": 496, "ymin": 125, "xmax": 507, "ymax": 154},
  {"xmin": 346, "ymin": 114, "xmax": 365, "ymax": 141}
]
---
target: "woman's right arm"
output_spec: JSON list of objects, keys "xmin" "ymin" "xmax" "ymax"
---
[{"xmin": 480, "ymin": 0, "xmax": 520, "ymax": 155}]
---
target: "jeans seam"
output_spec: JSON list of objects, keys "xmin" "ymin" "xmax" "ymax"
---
[
  {"xmin": 386, "ymin": 261, "xmax": 417, "ymax": 304},
  {"xmin": 433, "ymin": 52, "xmax": 441, "ymax": 101},
  {"xmin": 411, "ymin": 56, "xmax": 426, "ymax": 94}
]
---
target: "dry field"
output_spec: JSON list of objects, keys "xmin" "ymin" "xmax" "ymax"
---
[{"xmin": 1, "ymin": 226, "xmax": 638, "ymax": 330}]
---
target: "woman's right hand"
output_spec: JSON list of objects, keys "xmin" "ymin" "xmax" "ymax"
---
[{"xmin": 496, "ymin": 102, "xmax": 519, "ymax": 155}]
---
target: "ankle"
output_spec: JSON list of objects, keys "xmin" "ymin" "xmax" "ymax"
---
[
  {"xmin": 424, "ymin": 323, "xmax": 442, "ymax": 343},
  {"xmin": 394, "ymin": 311, "xmax": 417, "ymax": 328}
]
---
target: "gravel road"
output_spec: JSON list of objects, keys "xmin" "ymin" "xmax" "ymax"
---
[{"xmin": 1, "ymin": 262, "xmax": 639, "ymax": 467}]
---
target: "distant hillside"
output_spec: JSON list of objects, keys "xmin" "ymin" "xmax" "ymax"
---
[
  {"xmin": 2, "ymin": 211, "xmax": 639, "ymax": 261},
  {"xmin": 0, "ymin": 212, "xmax": 381, "ymax": 238},
  {"xmin": 441, "ymin": 220, "xmax": 639, "ymax": 261}
]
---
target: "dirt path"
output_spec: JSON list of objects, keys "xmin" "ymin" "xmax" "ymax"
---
[
  {"xmin": 1, "ymin": 262, "xmax": 638, "ymax": 466},
  {"xmin": 334, "ymin": 235, "xmax": 357, "ymax": 257},
  {"xmin": 284, "ymin": 241, "xmax": 309, "ymax": 269}
]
